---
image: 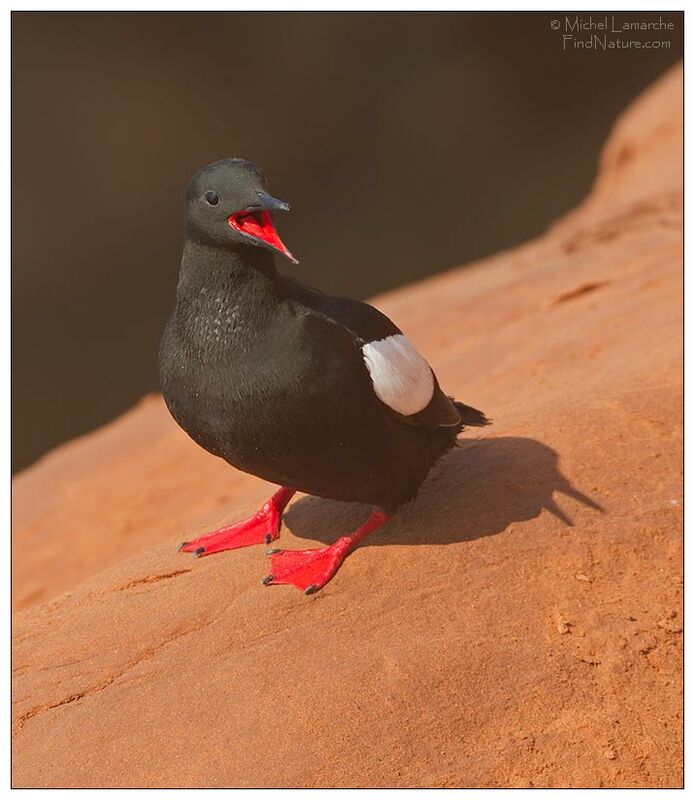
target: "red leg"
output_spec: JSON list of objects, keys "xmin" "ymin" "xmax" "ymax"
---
[
  {"xmin": 262, "ymin": 508, "xmax": 390, "ymax": 594},
  {"xmin": 179, "ymin": 487, "xmax": 295, "ymax": 557}
]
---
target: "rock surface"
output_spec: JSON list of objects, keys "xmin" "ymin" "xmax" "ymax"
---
[{"xmin": 12, "ymin": 65, "xmax": 683, "ymax": 788}]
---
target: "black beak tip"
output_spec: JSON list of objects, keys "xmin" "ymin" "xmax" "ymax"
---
[{"xmin": 257, "ymin": 191, "xmax": 291, "ymax": 213}]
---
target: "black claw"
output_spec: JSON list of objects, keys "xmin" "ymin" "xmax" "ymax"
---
[
  {"xmin": 304, "ymin": 585, "xmax": 317, "ymax": 595},
  {"xmin": 177, "ymin": 541, "xmax": 189, "ymax": 552},
  {"xmin": 266, "ymin": 548, "xmax": 282, "ymax": 556},
  {"xmin": 193, "ymin": 547, "xmax": 206, "ymax": 558},
  {"xmin": 264, "ymin": 534, "xmax": 273, "ymax": 545},
  {"xmin": 261, "ymin": 574, "xmax": 274, "ymax": 586}
]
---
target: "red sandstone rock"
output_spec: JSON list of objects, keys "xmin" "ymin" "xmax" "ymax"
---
[{"xmin": 12, "ymin": 65, "xmax": 682, "ymax": 788}]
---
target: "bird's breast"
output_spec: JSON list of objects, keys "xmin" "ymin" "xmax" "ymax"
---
[{"xmin": 159, "ymin": 304, "xmax": 309, "ymax": 457}]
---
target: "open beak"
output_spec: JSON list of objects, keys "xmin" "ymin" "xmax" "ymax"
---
[{"xmin": 228, "ymin": 192, "xmax": 298, "ymax": 264}]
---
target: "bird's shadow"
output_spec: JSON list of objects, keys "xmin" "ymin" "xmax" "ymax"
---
[{"xmin": 283, "ymin": 436, "xmax": 604, "ymax": 547}]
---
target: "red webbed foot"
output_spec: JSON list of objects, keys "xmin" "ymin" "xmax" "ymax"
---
[
  {"xmin": 261, "ymin": 508, "xmax": 389, "ymax": 594},
  {"xmin": 263, "ymin": 542, "xmax": 349, "ymax": 594},
  {"xmin": 179, "ymin": 487, "xmax": 295, "ymax": 557}
]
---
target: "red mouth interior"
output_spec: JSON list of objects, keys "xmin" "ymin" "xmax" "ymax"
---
[{"xmin": 229, "ymin": 209, "xmax": 297, "ymax": 263}]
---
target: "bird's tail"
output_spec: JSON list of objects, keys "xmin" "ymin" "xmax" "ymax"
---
[{"xmin": 454, "ymin": 401, "xmax": 491, "ymax": 428}]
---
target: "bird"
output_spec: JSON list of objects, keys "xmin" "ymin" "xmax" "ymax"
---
[{"xmin": 159, "ymin": 158, "xmax": 490, "ymax": 595}]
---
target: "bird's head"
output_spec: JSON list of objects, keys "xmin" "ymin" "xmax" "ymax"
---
[{"xmin": 184, "ymin": 158, "xmax": 297, "ymax": 264}]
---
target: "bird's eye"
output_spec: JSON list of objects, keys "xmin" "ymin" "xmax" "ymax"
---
[{"xmin": 203, "ymin": 190, "xmax": 219, "ymax": 206}]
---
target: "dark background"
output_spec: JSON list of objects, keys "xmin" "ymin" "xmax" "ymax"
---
[{"xmin": 12, "ymin": 11, "xmax": 682, "ymax": 472}]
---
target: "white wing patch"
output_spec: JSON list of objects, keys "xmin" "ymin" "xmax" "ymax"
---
[{"xmin": 362, "ymin": 334, "xmax": 434, "ymax": 416}]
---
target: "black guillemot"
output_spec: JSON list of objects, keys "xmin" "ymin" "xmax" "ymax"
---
[{"xmin": 159, "ymin": 158, "xmax": 490, "ymax": 594}]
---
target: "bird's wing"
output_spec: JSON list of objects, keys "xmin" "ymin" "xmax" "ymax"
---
[{"xmin": 282, "ymin": 276, "xmax": 461, "ymax": 430}]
